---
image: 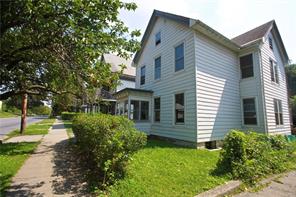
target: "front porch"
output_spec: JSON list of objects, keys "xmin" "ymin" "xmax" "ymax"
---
[{"xmin": 114, "ymin": 88, "xmax": 153, "ymax": 134}]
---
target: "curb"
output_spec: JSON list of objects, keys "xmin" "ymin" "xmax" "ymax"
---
[{"xmin": 195, "ymin": 180, "xmax": 242, "ymax": 197}]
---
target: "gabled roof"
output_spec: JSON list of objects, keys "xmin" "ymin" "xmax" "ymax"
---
[
  {"xmin": 103, "ymin": 54, "xmax": 135, "ymax": 77},
  {"xmin": 133, "ymin": 10, "xmax": 191, "ymax": 64},
  {"xmin": 133, "ymin": 10, "xmax": 289, "ymax": 65},
  {"xmin": 231, "ymin": 20, "xmax": 274, "ymax": 46}
]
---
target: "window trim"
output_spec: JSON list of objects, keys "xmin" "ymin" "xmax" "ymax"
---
[
  {"xmin": 140, "ymin": 66, "xmax": 145, "ymax": 85},
  {"xmin": 153, "ymin": 97, "xmax": 160, "ymax": 123},
  {"xmin": 174, "ymin": 92, "xmax": 185, "ymax": 125},
  {"xmin": 270, "ymin": 58, "xmax": 279, "ymax": 84},
  {"xmin": 240, "ymin": 53, "xmax": 254, "ymax": 79},
  {"xmin": 274, "ymin": 99, "xmax": 283, "ymax": 126},
  {"xmin": 241, "ymin": 97, "xmax": 258, "ymax": 126},
  {"xmin": 174, "ymin": 42, "xmax": 185, "ymax": 72},
  {"xmin": 154, "ymin": 56, "xmax": 161, "ymax": 80}
]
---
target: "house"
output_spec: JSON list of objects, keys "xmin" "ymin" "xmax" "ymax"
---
[
  {"xmin": 114, "ymin": 10, "xmax": 291, "ymax": 148},
  {"xmin": 83, "ymin": 54, "xmax": 135, "ymax": 114}
]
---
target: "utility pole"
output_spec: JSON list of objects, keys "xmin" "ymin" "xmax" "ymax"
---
[{"xmin": 20, "ymin": 93, "xmax": 28, "ymax": 134}]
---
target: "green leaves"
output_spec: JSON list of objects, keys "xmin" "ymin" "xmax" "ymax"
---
[{"xmin": 0, "ymin": 0, "xmax": 140, "ymax": 100}]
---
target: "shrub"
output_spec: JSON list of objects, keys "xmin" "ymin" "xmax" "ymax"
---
[
  {"xmin": 30, "ymin": 106, "xmax": 52, "ymax": 115},
  {"xmin": 217, "ymin": 130, "xmax": 295, "ymax": 185},
  {"xmin": 61, "ymin": 112, "xmax": 77, "ymax": 120},
  {"xmin": 72, "ymin": 113, "xmax": 147, "ymax": 188}
]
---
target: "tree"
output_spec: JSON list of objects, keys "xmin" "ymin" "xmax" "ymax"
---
[
  {"xmin": 286, "ymin": 64, "xmax": 296, "ymax": 128},
  {"xmin": 0, "ymin": 0, "xmax": 140, "ymax": 133}
]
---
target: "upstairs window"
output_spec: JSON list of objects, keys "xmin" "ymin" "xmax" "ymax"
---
[
  {"xmin": 140, "ymin": 66, "xmax": 145, "ymax": 85},
  {"xmin": 175, "ymin": 43, "xmax": 184, "ymax": 72},
  {"xmin": 270, "ymin": 59, "xmax": 279, "ymax": 83},
  {"xmin": 269, "ymin": 36, "xmax": 273, "ymax": 50},
  {"xmin": 243, "ymin": 98, "xmax": 257, "ymax": 125},
  {"xmin": 154, "ymin": 97, "xmax": 160, "ymax": 122},
  {"xmin": 240, "ymin": 54, "xmax": 254, "ymax": 79},
  {"xmin": 154, "ymin": 56, "xmax": 161, "ymax": 80},
  {"xmin": 274, "ymin": 99, "xmax": 283, "ymax": 125},
  {"xmin": 175, "ymin": 93, "xmax": 185, "ymax": 123},
  {"xmin": 155, "ymin": 32, "xmax": 161, "ymax": 46}
]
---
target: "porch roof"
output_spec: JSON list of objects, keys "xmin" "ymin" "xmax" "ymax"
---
[{"xmin": 114, "ymin": 88, "xmax": 153, "ymax": 100}]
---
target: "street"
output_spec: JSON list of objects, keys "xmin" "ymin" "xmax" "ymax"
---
[{"xmin": 0, "ymin": 116, "xmax": 46, "ymax": 138}]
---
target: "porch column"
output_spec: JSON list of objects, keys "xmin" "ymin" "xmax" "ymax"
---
[{"xmin": 127, "ymin": 96, "xmax": 131, "ymax": 119}]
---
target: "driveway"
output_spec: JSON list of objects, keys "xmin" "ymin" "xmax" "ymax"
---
[{"xmin": 0, "ymin": 116, "xmax": 47, "ymax": 138}]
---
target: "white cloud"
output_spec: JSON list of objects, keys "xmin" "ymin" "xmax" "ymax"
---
[{"xmin": 120, "ymin": 0, "xmax": 296, "ymax": 63}]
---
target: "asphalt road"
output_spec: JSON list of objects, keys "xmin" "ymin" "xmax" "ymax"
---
[{"xmin": 0, "ymin": 116, "xmax": 46, "ymax": 138}]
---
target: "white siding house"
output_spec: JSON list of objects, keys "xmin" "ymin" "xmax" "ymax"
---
[{"xmin": 114, "ymin": 10, "xmax": 291, "ymax": 147}]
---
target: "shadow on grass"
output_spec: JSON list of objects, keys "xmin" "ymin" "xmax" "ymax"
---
[
  {"xmin": 0, "ymin": 142, "xmax": 37, "ymax": 156},
  {"xmin": 145, "ymin": 138, "xmax": 193, "ymax": 149}
]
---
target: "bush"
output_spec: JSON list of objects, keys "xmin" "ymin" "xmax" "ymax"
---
[
  {"xmin": 217, "ymin": 130, "xmax": 295, "ymax": 185},
  {"xmin": 61, "ymin": 112, "xmax": 77, "ymax": 120},
  {"xmin": 72, "ymin": 113, "xmax": 147, "ymax": 188},
  {"xmin": 30, "ymin": 106, "xmax": 51, "ymax": 115}
]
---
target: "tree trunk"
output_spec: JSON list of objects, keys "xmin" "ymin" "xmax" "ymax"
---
[{"xmin": 20, "ymin": 94, "xmax": 28, "ymax": 134}]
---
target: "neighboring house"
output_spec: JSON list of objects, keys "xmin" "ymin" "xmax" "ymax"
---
[
  {"xmin": 114, "ymin": 10, "xmax": 291, "ymax": 148},
  {"xmin": 83, "ymin": 54, "xmax": 135, "ymax": 114}
]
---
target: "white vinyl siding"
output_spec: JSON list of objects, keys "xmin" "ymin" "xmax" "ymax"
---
[
  {"xmin": 194, "ymin": 32, "xmax": 241, "ymax": 142},
  {"xmin": 260, "ymin": 32, "xmax": 291, "ymax": 134},
  {"xmin": 135, "ymin": 17, "xmax": 197, "ymax": 142}
]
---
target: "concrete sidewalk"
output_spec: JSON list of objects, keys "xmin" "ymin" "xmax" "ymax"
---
[
  {"xmin": 5, "ymin": 119, "xmax": 90, "ymax": 197},
  {"xmin": 235, "ymin": 171, "xmax": 296, "ymax": 197}
]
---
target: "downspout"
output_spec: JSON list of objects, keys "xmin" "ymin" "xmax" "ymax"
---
[{"xmin": 258, "ymin": 44, "xmax": 268, "ymax": 134}]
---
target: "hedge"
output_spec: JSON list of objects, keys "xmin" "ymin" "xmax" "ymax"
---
[
  {"xmin": 72, "ymin": 113, "xmax": 147, "ymax": 188},
  {"xmin": 217, "ymin": 130, "xmax": 296, "ymax": 185},
  {"xmin": 61, "ymin": 112, "xmax": 77, "ymax": 120}
]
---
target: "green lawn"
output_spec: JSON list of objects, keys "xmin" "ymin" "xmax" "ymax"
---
[
  {"xmin": 63, "ymin": 120, "xmax": 73, "ymax": 138},
  {"xmin": 0, "ymin": 142, "xmax": 39, "ymax": 196},
  {"xmin": 0, "ymin": 111, "xmax": 18, "ymax": 118},
  {"xmin": 7, "ymin": 118, "xmax": 55, "ymax": 137},
  {"xmin": 107, "ymin": 140, "xmax": 231, "ymax": 197}
]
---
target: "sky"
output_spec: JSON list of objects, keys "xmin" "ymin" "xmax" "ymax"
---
[{"xmin": 120, "ymin": 0, "xmax": 296, "ymax": 63}]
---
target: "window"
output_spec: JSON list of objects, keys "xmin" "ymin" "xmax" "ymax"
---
[
  {"xmin": 175, "ymin": 93, "xmax": 184, "ymax": 123},
  {"xmin": 270, "ymin": 59, "xmax": 279, "ymax": 83},
  {"xmin": 274, "ymin": 99, "xmax": 283, "ymax": 125},
  {"xmin": 243, "ymin": 98, "xmax": 257, "ymax": 125},
  {"xmin": 175, "ymin": 43, "xmax": 184, "ymax": 72},
  {"xmin": 155, "ymin": 32, "xmax": 161, "ymax": 46},
  {"xmin": 130, "ymin": 100, "xmax": 149, "ymax": 121},
  {"xmin": 140, "ymin": 66, "xmax": 145, "ymax": 85},
  {"xmin": 154, "ymin": 97, "xmax": 160, "ymax": 122},
  {"xmin": 154, "ymin": 57, "xmax": 161, "ymax": 80},
  {"xmin": 240, "ymin": 54, "xmax": 254, "ymax": 79},
  {"xmin": 140, "ymin": 101, "xmax": 149, "ymax": 120},
  {"xmin": 269, "ymin": 36, "xmax": 273, "ymax": 50}
]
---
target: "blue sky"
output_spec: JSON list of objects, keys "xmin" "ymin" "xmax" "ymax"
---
[{"xmin": 120, "ymin": 0, "xmax": 296, "ymax": 63}]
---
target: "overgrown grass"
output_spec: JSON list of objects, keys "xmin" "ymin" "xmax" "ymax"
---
[
  {"xmin": 0, "ymin": 111, "xmax": 18, "ymax": 118},
  {"xmin": 7, "ymin": 118, "xmax": 55, "ymax": 137},
  {"xmin": 106, "ymin": 140, "xmax": 230, "ymax": 197},
  {"xmin": 0, "ymin": 142, "xmax": 39, "ymax": 196}
]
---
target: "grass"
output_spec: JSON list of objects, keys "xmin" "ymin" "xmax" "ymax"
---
[
  {"xmin": 0, "ymin": 142, "xmax": 39, "ymax": 196},
  {"xmin": 0, "ymin": 111, "xmax": 18, "ymax": 118},
  {"xmin": 63, "ymin": 120, "xmax": 73, "ymax": 138},
  {"xmin": 107, "ymin": 140, "xmax": 230, "ymax": 197},
  {"xmin": 7, "ymin": 118, "xmax": 55, "ymax": 137}
]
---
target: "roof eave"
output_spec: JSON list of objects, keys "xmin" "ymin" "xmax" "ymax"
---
[
  {"xmin": 191, "ymin": 20, "xmax": 240, "ymax": 52},
  {"xmin": 133, "ymin": 10, "xmax": 191, "ymax": 65}
]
